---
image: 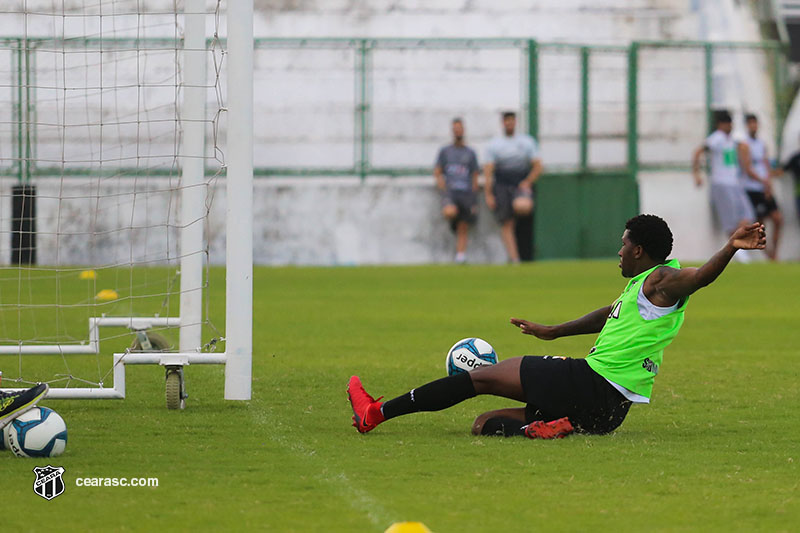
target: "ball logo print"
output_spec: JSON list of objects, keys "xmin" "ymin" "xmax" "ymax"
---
[
  {"xmin": 32, "ymin": 465, "xmax": 65, "ymax": 500},
  {"xmin": 445, "ymin": 338, "xmax": 498, "ymax": 376}
]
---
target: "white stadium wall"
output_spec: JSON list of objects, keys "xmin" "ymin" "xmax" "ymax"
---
[{"xmin": 2, "ymin": 0, "xmax": 798, "ymax": 264}]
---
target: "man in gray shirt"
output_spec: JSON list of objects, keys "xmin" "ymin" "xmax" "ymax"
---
[
  {"xmin": 484, "ymin": 111, "xmax": 542, "ymax": 263},
  {"xmin": 434, "ymin": 118, "xmax": 480, "ymax": 263}
]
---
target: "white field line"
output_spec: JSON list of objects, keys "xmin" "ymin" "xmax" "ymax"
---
[{"xmin": 250, "ymin": 409, "xmax": 397, "ymax": 529}]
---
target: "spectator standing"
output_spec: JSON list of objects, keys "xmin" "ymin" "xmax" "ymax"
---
[
  {"xmin": 484, "ymin": 111, "xmax": 542, "ymax": 263},
  {"xmin": 739, "ymin": 114, "xmax": 783, "ymax": 260},
  {"xmin": 691, "ymin": 110, "xmax": 755, "ymax": 238},
  {"xmin": 434, "ymin": 118, "xmax": 480, "ymax": 263}
]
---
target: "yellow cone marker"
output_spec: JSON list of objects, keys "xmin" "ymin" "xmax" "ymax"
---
[
  {"xmin": 79, "ymin": 270, "xmax": 96, "ymax": 280},
  {"xmin": 385, "ymin": 523, "xmax": 432, "ymax": 533},
  {"xmin": 96, "ymin": 289, "xmax": 119, "ymax": 301}
]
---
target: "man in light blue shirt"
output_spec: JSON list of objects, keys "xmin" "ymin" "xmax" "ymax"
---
[{"xmin": 484, "ymin": 111, "xmax": 542, "ymax": 263}]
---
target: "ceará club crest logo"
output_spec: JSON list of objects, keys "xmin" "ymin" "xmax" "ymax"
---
[{"xmin": 32, "ymin": 465, "xmax": 65, "ymax": 500}]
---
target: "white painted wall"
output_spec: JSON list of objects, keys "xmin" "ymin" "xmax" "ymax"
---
[
  {"xmin": 639, "ymin": 170, "xmax": 799, "ymax": 262},
  {"xmin": 0, "ymin": 176, "xmax": 508, "ymax": 266}
]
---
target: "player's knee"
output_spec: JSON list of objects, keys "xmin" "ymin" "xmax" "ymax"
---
[
  {"xmin": 512, "ymin": 197, "xmax": 533, "ymax": 216},
  {"xmin": 468, "ymin": 367, "xmax": 491, "ymax": 393},
  {"xmin": 469, "ymin": 367, "xmax": 505, "ymax": 397},
  {"xmin": 471, "ymin": 412, "xmax": 492, "ymax": 435},
  {"xmin": 442, "ymin": 205, "xmax": 458, "ymax": 220}
]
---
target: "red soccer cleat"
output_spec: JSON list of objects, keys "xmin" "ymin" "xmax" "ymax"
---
[
  {"xmin": 523, "ymin": 417, "xmax": 574, "ymax": 440},
  {"xmin": 347, "ymin": 376, "xmax": 385, "ymax": 433}
]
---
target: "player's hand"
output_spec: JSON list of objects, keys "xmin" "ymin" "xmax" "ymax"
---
[
  {"xmin": 510, "ymin": 318, "xmax": 558, "ymax": 340},
  {"xmin": 729, "ymin": 222, "xmax": 766, "ymax": 250},
  {"xmin": 518, "ymin": 181, "xmax": 532, "ymax": 193},
  {"xmin": 693, "ymin": 169, "xmax": 703, "ymax": 187},
  {"xmin": 486, "ymin": 194, "xmax": 496, "ymax": 210}
]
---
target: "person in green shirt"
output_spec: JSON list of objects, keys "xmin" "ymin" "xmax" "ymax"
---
[{"xmin": 347, "ymin": 215, "xmax": 766, "ymax": 439}]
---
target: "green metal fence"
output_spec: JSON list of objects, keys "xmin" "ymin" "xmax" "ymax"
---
[{"xmin": 0, "ymin": 37, "xmax": 790, "ymax": 183}]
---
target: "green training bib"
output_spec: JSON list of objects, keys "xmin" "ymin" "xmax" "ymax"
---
[{"xmin": 585, "ymin": 259, "xmax": 688, "ymax": 398}]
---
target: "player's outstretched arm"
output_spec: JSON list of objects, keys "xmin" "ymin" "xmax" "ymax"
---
[
  {"xmin": 691, "ymin": 145, "xmax": 706, "ymax": 186},
  {"xmin": 511, "ymin": 305, "xmax": 612, "ymax": 340},
  {"xmin": 647, "ymin": 223, "xmax": 766, "ymax": 302}
]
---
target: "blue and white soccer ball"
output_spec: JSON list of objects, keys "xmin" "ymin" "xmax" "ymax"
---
[
  {"xmin": 2, "ymin": 407, "xmax": 68, "ymax": 458},
  {"xmin": 445, "ymin": 337, "xmax": 498, "ymax": 376}
]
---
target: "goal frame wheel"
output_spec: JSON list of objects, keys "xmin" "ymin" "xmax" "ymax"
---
[
  {"xmin": 165, "ymin": 366, "xmax": 187, "ymax": 410},
  {"xmin": 130, "ymin": 331, "xmax": 172, "ymax": 352}
]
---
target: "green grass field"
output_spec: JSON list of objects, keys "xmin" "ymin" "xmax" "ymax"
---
[{"xmin": 1, "ymin": 262, "xmax": 799, "ymax": 532}]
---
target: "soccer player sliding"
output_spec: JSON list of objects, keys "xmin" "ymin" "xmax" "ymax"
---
[{"xmin": 348, "ymin": 215, "xmax": 766, "ymax": 439}]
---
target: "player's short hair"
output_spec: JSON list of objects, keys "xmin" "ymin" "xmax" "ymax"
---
[
  {"xmin": 452, "ymin": 117, "xmax": 463, "ymax": 124},
  {"xmin": 625, "ymin": 214, "xmax": 673, "ymax": 262},
  {"xmin": 501, "ymin": 111, "xmax": 516, "ymax": 120},
  {"xmin": 745, "ymin": 113, "xmax": 758, "ymax": 122},
  {"xmin": 714, "ymin": 109, "xmax": 733, "ymax": 125}
]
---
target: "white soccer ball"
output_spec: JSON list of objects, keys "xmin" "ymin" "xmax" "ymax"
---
[
  {"xmin": 2, "ymin": 407, "xmax": 68, "ymax": 458},
  {"xmin": 445, "ymin": 337, "xmax": 498, "ymax": 376}
]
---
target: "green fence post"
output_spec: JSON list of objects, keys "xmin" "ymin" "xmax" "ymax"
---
[
  {"xmin": 15, "ymin": 38, "xmax": 24, "ymax": 183},
  {"xmin": 627, "ymin": 42, "xmax": 638, "ymax": 176},
  {"xmin": 580, "ymin": 46, "xmax": 590, "ymax": 172},
  {"xmin": 355, "ymin": 39, "xmax": 371, "ymax": 180},
  {"xmin": 704, "ymin": 42, "xmax": 713, "ymax": 134},
  {"xmin": 526, "ymin": 40, "xmax": 539, "ymax": 261},
  {"xmin": 526, "ymin": 40, "xmax": 539, "ymax": 140},
  {"xmin": 24, "ymin": 43, "xmax": 34, "ymax": 183},
  {"xmin": 772, "ymin": 46, "xmax": 785, "ymax": 155}
]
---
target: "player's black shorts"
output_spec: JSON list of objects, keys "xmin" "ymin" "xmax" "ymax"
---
[
  {"xmin": 492, "ymin": 183, "xmax": 533, "ymax": 223},
  {"xmin": 519, "ymin": 355, "xmax": 632, "ymax": 434},
  {"xmin": 746, "ymin": 190, "xmax": 779, "ymax": 218},
  {"xmin": 441, "ymin": 189, "xmax": 478, "ymax": 231}
]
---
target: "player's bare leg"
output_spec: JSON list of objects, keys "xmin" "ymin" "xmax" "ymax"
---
[
  {"xmin": 442, "ymin": 203, "xmax": 458, "ymax": 222},
  {"xmin": 764, "ymin": 210, "xmax": 783, "ymax": 261},
  {"xmin": 468, "ymin": 356, "xmax": 525, "ymax": 400},
  {"xmin": 471, "ymin": 407, "xmax": 527, "ymax": 435},
  {"xmin": 512, "ymin": 196, "xmax": 533, "ymax": 217},
  {"xmin": 500, "ymin": 220, "xmax": 520, "ymax": 263},
  {"xmin": 455, "ymin": 220, "xmax": 469, "ymax": 261}
]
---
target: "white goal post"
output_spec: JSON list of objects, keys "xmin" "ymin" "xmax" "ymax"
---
[{"xmin": 222, "ymin": 0, "xmax": 254, "ymax": 401}]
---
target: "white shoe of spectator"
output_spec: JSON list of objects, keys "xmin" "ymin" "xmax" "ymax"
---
[{"xmin": 733, "ymin": 249, "xmax": 754, "ymax": 264}]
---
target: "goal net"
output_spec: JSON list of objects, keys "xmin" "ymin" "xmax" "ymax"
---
[{"xmin": 0, "ymin": 0, "xmax": 250, "ymax": 404}]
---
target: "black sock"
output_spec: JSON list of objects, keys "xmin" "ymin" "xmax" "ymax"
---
[
  {"xmin": 480, "ymin": 417, "xmax": 528, "ymax": 437},
  {"xmin": 381, "ymin": 373, "xmax": 476, "ymax": 420}
]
